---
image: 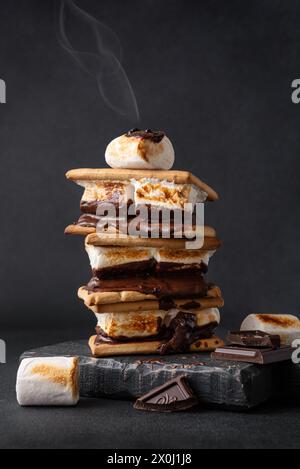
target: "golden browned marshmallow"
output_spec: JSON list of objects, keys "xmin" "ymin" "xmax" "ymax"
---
[
  {"xmin": 86, "ymin": 243, "xmax": 215, "ymax": 270},
  {"xmin": 132, "ymin": 178, "xmax": 207, "ymax": 210},
  {"xmin": 241, "ymin": 314, "xmax": 300, "ymax": 346},
  {"xmin": 96, "ymin": 308, "xmax": 220, "ymax": 339},
  {"xmin": 81, "ymin": 181, "xmax": 134, "ymax": 205},
  {"xmin": 16, "ymin": 357, "xmax": 79, "ymax": 406},
  {"xmin": 105, "ymin": 130, "xmax": 175, "ymax": 170}
]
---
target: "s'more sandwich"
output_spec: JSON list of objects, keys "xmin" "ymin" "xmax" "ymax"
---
[
  {"xmin": 65, "ymin": 129, "xmax": 219, "ymax": 238},
  {"xmin": 66, "ymin": 129, "xmax": 224, "ymax": 357}
]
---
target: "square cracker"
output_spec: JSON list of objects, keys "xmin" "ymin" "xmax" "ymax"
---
[{"xmin": 88, "ymin": 335, "xmax": 224, "ymax": 357}]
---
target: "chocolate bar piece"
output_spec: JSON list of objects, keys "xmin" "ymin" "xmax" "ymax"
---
[
  {"xmin": 134, "ymin": 375, "xmax": 199, "ymax": 413},
  {"xmin": 212, "ymin": 345, "xmax": 293, "ymax": 365},
  {"xmin": 228, "ymin": 330, "xmax": 281, "ymax": 349}
]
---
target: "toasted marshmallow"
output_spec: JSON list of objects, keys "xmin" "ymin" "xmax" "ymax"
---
[
  {"xmin": 86, "ymin": 244, "xmax": 215, "ymax": 270},
  {"xmin": 86, "ymin": 245, "xmax": 152, "ymax": 270},
  {"xmin": 97, "ymin": 311, "xmax": 164, "ymax": 338},
  {"xmin": 16, "ymin": 357, "xmax": 79, "ymax": 407},
  {"xmin": 105, "ymin": 130, "xmax": 175, "ymax": 170},
  {"xmin": 156, "ymin": 249, "xmax": 215, "ymax": 266},
  {"xmin": 132, "ymin": 178, "xmax": 207, "ymax": 211},
  {"xmin": 96, "ymin": 308, "xmax": 220, "ymax": 339},
  {"xmin": 80, "ymin": 181, "xmax": 134, "ymax": 206},
  {"xmin": 241, "ymin": 314, "xmax": 300, "ymax": 346}
]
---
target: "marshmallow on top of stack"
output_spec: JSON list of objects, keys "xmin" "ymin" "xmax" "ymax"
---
[{"xmin": 66, "ymin": 129, "xmax": 224, "ymax": 357}]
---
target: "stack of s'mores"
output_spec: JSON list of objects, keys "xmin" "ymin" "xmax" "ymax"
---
[{"xmin": 66, "ymin": 129, "xmax": 224, "ymax": 357}]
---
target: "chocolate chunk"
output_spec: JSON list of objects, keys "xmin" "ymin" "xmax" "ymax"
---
[
  {"xmin": 158, "ymin": 313, "xmax": 218, "ymax": 355},
  {"xmin": 212, "ymin": 345, "xmax": 293, "ymax": 365},
  {"xmin": 134, "ymin": 375, "xmax": 199, "ymax": 413},
  {"xmin": 228, "ymin": 330, "xmax": 281, "ymax": 349}
]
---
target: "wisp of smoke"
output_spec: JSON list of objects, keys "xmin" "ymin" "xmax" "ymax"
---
[{"xmin": 58, "ymin": 0, "xmax": 140, "ymax": 123}]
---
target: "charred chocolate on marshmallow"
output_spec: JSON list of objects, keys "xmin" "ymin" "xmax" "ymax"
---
[{"xmin": 105, "ymin": 129, "xmax": 175, "ymax": 170}]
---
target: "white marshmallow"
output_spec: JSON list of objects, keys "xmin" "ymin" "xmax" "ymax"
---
[
  {"xmin": 105, "ymin": 134, "xmax": 175, "ymax": 170},
  {"xmin": 16, "ymin": 357, "xmax": 79, "ymax": 407},
  {"xmin": 241, "ymin": 314, "xmax": 300, "ymax": 346}
]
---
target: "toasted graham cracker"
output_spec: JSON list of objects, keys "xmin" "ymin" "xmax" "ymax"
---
[
  {"xmin": 86, "ymin": 296, "xmax": 225, "ymax": 314},
  {"xmin": 66, "ymin": 168, "xmax": 219, "ymax": 201},
  {"xmin": 65, "ymin": 225, "xmax": 221, "ymax": 249},
  {"xmin": 82, "ymin": 232, "xmax": 221, "ymax": 250},
  {"xmin": 88, "ymin": 335, "xmax": 224, "ymax": 357},
  {"xmin": 78, "ymin": 285, "xmax": 222, "ymax": 307},
  {"xmin": 65, "ymin": 225, "xmax": 95, "ymax": 236}
]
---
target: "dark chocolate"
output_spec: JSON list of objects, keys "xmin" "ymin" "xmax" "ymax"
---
[
  {"xmin": 158, "ymin": 314, "xmax": 218, "ymax": 355},
  {"xmin": 80, "ymin": 203, "xmax": 196, "ymax": 219},
  {"xmin": 93, "ymin": 261, "xmax": 208, "ymax": 280},
  {"xmin": 228, "ymin": 330, "xmax": 281, "ymax": 349},
  {"xmin": 85, "ymin": 273, "xmax": 210, "ymax": 299},
  {"xmin": 126, "ymin": 128, "xmax": 165, "ymax": 143},
  {"xmin": 76, "ymin": 212, "xmax": 198, "ymax": 239},
  {"xmin": 94, "ymin": 316, "xmax": 218, "ymax": 357},
  {"xmin": 212, "ymin": 345, "xmax": 293, "ymax": 365},
  {"xmin": 134, "ymin": 375, "xmax": 198, "ymax": 412}
]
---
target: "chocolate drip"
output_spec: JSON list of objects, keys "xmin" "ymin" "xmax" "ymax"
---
[
  {"xmin": 158, "ymin": 314, "xmax": 218, "ymax": 355},
  {"xmin": 126, "ymin": 128, "xmax": 165, "ymax": 143}
]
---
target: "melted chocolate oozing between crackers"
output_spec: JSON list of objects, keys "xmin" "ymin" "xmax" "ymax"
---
[{"xmin": 86, "ymin": 272, "xmax": 210, "ymax": 299}]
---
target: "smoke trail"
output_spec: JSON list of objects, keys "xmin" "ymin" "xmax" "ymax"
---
[{"xmin": 58, "ymin": 0, "xmax": 140, "ymax": 123}]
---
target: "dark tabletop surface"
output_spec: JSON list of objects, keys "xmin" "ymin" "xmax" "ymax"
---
[{"xmin": 1, "ymin": 329, "xmax": 299, "ymax": 450}]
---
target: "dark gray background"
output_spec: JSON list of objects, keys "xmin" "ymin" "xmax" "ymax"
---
[{"xmin": 1, "ymin": 0, "xmax": 300, "ymax": 333}]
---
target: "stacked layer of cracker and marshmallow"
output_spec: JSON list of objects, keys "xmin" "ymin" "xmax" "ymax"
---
[{"xmin": 66, "ymin": 129, "xmax": 224, "ymax": 357}]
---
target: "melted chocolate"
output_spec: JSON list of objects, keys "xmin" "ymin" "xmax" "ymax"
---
[
  {"xmin": 78, "ymin": 204, "xmax": 196, "ymax": 221},
  {"xmin": 93, "ymin": 261, "xmax": 208, "ymax": 279},
  {"xmin": 126, "ymin": 128, "xmax": 165, "ymax": 143},
  {"xmin": 85, "ymin": 273, "xmax": 209, "ymax": 299},
  {"xmin": 80, "ymin": 201, "xmax": 133, "ymax": 215},
  {"xmin": 76, "ymin": 212, "xmax": 197, "ymax": 239},
  {"xmin": 158, "ymin": 314, "xmax": 217, "ymax": 355}
]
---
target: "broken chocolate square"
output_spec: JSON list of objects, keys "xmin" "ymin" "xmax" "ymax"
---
[
  {"xmin": 228, "ymin": 330, "xmax": 281, "ymax": 349},
  {"xmin": 134, "ymin": 375, "xmax": 199, "ymax": 413}
]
